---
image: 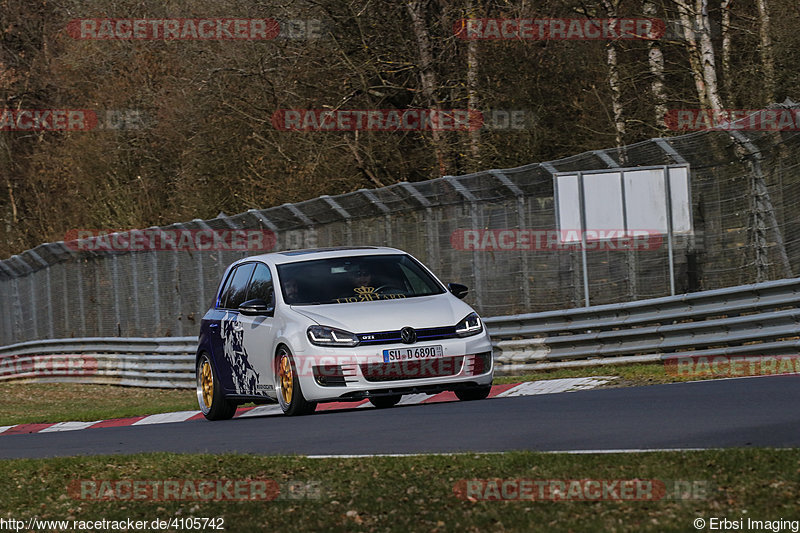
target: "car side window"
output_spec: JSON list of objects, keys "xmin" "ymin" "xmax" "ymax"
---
[
  {"xmin": 219, "ymin": 263, "xmax": 256, "ymax": 310},
  {"xmin": 247, "ymin": 263, "xmax": 274, "ymax": 304}
]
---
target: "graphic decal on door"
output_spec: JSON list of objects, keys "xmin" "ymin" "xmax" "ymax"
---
[{"xmin": 221, "ymin": 311, "xmax": 260, "ymax": 394}]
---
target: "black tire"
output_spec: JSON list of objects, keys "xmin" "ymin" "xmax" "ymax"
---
[
  {"xmin": 455, "ymin": 385, "xmax": 492, "ymax": 401},
  {"xmin": 368, "ymin": 395, "xmax": 402, "ymax": 408},
  {"xmin": 196, "ymin": 353, "xmax": 237, "ymax": 421},
  {"xmin": 276, "ymin": 346, "xmax": 317, "ymax": 416}
]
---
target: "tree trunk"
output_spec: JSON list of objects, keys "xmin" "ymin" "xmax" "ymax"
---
[
  {"xmin": 694, "ymin": 0, "xmax": 723, "ymax": 110},
  {"xmin": 643, "ymin": 0, "xmax": 667, "ymax": 128},
  {"xmin": 721, "ymin": 0, "xmax": 733, "ymax": 100},
  {"xmin": 675, "ymin": 0, "xmax": 723, "ymax": 111},
  {"xmin": 406, "ymin": 0, "xmax": 448, "ymax": 176},
  {"xmin": 467, "ymin": 36, "xmax": 480, "ymax": 167},
  {"xmin": 600, "ymin": 0, "xmax": 626, "ymax": 150},
  {"xmin": 756, "ymin": 0, "xmax": 776, "ymax": 104},
  {"xmin": 675, "ymin": 0, "xmax": 709, "ymax": 108}
]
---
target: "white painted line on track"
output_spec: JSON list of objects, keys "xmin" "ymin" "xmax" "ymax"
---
[
  {"xmin": 304, "ymin": 448, "xmax": 731, "ymax": 458},
  {"xmin": 40, "ymin": 420, "xmax": 103, "ymax": 433},
  {"xmin": 496, "ymin": 377, "xmax": 613, "ymax": 397},
  {"xmin": 132, "ymin": 411, "xmax": 200, "ymax": 425},
  {"xmin": 542, "ymin": 448, "xmax": 710, "ymax": 454},
  {"xmin": 237, "ymin": 405, "xmax": 283, "ymax": 418},
  {"xmin": 306, "ymin": 453, "xmax": 502, "ymax": 459}
]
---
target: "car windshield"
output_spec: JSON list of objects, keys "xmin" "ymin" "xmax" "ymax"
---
[{"xmin": 277, "ymin": 254, "xmax": 445, "ymax": 305}]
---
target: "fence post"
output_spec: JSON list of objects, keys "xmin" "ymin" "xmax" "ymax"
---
[
  {"xmin": 399, "ymin": 182, "xmax": 436, "ymax": 267},
  {"xmin": 491, "ymin": 170, "xmax": 530, "ymax": 308},
  {"xmin": 149, "ymin": 228, "xmax": 161, "ymax": 336},
  {"xmin": 321, "ymin": 195, "xmax": 352, "ymax": 245},
  {"xmin": 111, "ymin": 251, "xmax": 121, "ymax": 335},
  {"xmin": 445, "ymin": 176, "xmax": 483, "ymax": 311},
  {"xmin": 357, "ymin": 189, "xmax": 391, "ymax": 246}
]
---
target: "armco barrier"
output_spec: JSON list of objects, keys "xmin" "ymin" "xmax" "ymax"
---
[
  {"xmin": 2, "ymin": 276, "xmax": 799, "ymax": 386},
  {"xmin": 487, "ymin": 276, "xmax": 800, "ymax": 372},
  {"xmin": 0, "ymin": 337, "xmax": 196, "ymax": 388}
]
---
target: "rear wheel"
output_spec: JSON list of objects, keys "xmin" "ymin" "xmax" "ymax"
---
[
  {"xmin": 455, "ymin": 385, "xmax": 492, "ymax": 401},
  {"xmin": 196, "ymin": 353, "xmax": 237, "ymax": 420},
  {"xmin": 276, "ymin": 346, "xmax": 317, "ymax": 416},
  {"xmin": 368, "ymin": 395, "xmax": 402, "ymax": 408}
]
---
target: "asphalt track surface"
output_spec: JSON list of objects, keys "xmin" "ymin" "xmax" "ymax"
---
[{"xmin": 2, "ymin": 375, "xmax": 798, "ymax": 459}]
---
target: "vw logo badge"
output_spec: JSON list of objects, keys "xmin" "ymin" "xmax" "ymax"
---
[{"xmin": 400, "ymin": 326, "xmax": 417, "ymax": 344}]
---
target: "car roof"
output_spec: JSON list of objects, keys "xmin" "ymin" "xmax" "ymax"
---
[{"xmin": 237, "ymin": 246, "xmax": 409, "ymax": 267}]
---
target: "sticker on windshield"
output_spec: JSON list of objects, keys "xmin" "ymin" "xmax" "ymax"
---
[{"xmin": 334, "ymin": 286, "xmax": 407, "ymax": 304}]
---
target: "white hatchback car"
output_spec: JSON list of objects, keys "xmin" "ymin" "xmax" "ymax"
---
[{"xmin": 196, "ymin": 246, "xmax": 494, "ymax": 419}]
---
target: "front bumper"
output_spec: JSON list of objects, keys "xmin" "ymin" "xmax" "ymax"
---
[{"xmin": 293, "ymin": 335, "xmax": 494, "ymax": 402}]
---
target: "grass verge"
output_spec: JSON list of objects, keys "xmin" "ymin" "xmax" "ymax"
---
[
  {"xmin": 0, "ymin": 449, "xmax": 797, "ymax": 532},
  {"xmin": 0, "ymin": 382, "xmax": 197, "ymax": 426},
  {"xmin": 494, "ymin": 362, "xmax": 699, "ymax": 387}
]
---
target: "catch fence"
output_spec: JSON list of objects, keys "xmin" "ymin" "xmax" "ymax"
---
[{"xmin": 2, "ymin": 103, "xmax": 800, "ymax": 345}]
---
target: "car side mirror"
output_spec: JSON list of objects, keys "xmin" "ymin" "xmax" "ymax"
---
[
  {"xmin": 448, "ymin": 283, "xmax": 469, "ymax": 299},
  {"xmin": 239, "ymin": 298, "xmax": 274, "ymax": 316}
]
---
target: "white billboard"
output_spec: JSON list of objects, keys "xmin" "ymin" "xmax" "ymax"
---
[{"xmin": 555, "ymin": 165, "xmax": 692, "ymax": 243}]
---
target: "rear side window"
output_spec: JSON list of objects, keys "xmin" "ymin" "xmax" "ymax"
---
[
  {"xmin": 219, "ymin": 263, "xmax": 256, "ymax": 309},
  {"xmin": 247, "ymin": 263, "xmax": 274, "ymax": 304}
]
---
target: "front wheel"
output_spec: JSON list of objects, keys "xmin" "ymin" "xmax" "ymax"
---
[
  {"xmin": 196, "ymin": 353, "xmax": 237, "ymax": 421},
  {"xmin": 455, "ymin": 385, "xmax": 492, "ymax": 401},
  {"xmin": 275, "ymin": 346, "xmax": 317, "ymax": 416}
]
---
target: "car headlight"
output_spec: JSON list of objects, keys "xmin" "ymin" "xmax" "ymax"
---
[
  {"xmin": 455, "ymin": 312, "xmax": 483, "ymax": 337},
  {"xmin": 307, "ymin": 325, "xmax": 360, "ymax": 347}
]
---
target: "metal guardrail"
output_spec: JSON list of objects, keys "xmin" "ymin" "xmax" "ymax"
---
[
  {"xmin": 2, "ymin": 277, "xmax": 799, "ymax": 386},
  {"xmin": 488, "ymin": 277, "xmax": 800, "ymax": 372},
  {"xmin": 0, "ymin": 337, "xmax": 197, "ymax": 388}
]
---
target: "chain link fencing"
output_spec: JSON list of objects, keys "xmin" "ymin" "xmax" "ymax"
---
[{"xmin": 2, "ymin": 103, "xmax": 800, "ymax": 346}]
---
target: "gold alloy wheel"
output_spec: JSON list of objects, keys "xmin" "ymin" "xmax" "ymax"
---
[
  {"xmin": 200, "ymin": 360, "xmax": 214, "ymax": 408},
  {"xmin": 279, "ymin": 354, "xmax": 294, "ymax": 405}
]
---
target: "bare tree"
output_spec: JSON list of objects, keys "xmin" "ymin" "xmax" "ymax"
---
[
  {"xmin": 695, "ymin": 0, "xmax": 723, "ymax": 109},
  {"xmin": 644, "ymin": 0, "xmax": 668, "ymax": 128},
  {"xmin": 756, "ymin": 0, "xmax": 776, "ymax": 103},
  {"xmin": 406, "ymin": 0, "xmax": 448, "ymax": 176},
  {"xmin": 466, "ymin": 28, "xmax": 480, "ymax": 165},
  {"xmin": 600, "ymin": 0, "xmax": 626, "ymax": 148},
  {"xmin": 675, "ymin": 0, "xmax": 724, "ymax": 110},
  {"xmin": 721, "ymin": 0, "xmax": 733, "ymax": 100}
]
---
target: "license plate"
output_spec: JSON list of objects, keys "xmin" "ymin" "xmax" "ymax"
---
[{"xmin": 383, "ymin": 345, "xmax": 444, "ymax": 362}]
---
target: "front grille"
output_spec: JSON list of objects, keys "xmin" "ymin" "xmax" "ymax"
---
[
  {"xmin": 357, "ymin": 326, "xmax": 458, "ymax": 346},
  {"xmin": 360, "ymin": 356, "xmax": 464, "ymax": 382}
]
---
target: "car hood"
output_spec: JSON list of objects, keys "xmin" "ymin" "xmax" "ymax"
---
[{"xmin": 289, "ymin": 294, "xmax": 474, "ymax": 332}]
